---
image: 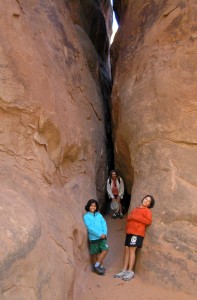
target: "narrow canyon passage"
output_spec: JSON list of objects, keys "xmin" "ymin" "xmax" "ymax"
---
[
  {"xmin": 80, "ymin": 0, "xmax": 197, "ymax": 298},
  {"xmin": 0, "ymin": 1, "xmax": 197, "ymax": 299}
]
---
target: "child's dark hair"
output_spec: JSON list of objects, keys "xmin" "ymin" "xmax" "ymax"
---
[
  {"xmin": 141, "ymin": 195, "xmax": 155, "ymax": 209},
  {"xmin": 85, "ymin": 199, "xmax": 99, "ymax": 212}
]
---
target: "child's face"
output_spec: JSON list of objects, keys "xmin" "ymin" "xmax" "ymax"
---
[
  {"xmin": 89, "ymin": 203, "xmax": 97, "ymax": 213},
  {"xmin": 142, "ymin": 196, "xmax": 151, "ymax": 207}
]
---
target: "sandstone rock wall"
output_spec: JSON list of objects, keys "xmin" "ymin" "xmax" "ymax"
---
[
  {"xmin": 68, "ymin": 0, "xmax": 114, "ymax": 169},
  {"xmin": 0, "ymin": 0, "xmax": 112, "ymax": 299},
  {"xmin": 111, "ymin": 0, "xmax": 197, "ymax": 294}
]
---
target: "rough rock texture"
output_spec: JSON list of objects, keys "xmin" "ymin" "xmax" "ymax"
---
[
  {"xmin": 111, "ymin": 0, "xmax": 197, "ymax": 294},
  {"xmin": 0, "ymin": 0, "xmax": 112, "ymax": 299},
  {"xmin": 68, "ymin": 0, "xmax": 114, "ymax": 169}
]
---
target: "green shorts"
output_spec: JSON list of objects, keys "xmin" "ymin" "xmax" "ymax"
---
[{"xmin": 89, "ymin": 239, "xmax": 109, "ymax": 255}]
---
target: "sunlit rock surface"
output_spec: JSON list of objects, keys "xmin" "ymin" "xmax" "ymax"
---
[
  {"xmin": 0, "ymin": 0, "xmax": 112, "ymax": 299},
  {"xmin": 111, "ymin": 0, "xmax": 197, "ymax": 294}
]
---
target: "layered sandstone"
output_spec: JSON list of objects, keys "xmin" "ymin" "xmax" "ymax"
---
[
  {"xmin": 111, "ymin": 0, "xmax": 197, "ymax": 294},
  {"xmin": 0, "ymin": 0, "xmax": 112, "ymax": 299}
]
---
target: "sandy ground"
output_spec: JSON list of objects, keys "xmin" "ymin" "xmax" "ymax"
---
[{"xmin": 81, "ymin": 216, "xmax": 196, "ymax": 300}]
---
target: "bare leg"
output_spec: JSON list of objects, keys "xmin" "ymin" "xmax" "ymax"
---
[
  {"xmin": 128, "ymin": 247, "xmax": 137, "ymax": 271},
  {"xmin": 116, "ymin": 197, "xmax": 122, "ymax": 214},
  {"xmin": 123, "ymin": 246, "xmax": 129, "ymax": 270},
  {"xmin": 95, "ymin": 253, "xmax": 102, "ymax": 265},
  {"xmin": 91, "ymin": 254, "xmax": 97, "ymax": 265},
  {"xmin": 97, "ymin": 250, "xmax": 108, "ymax": 264},
  {"xmin": 114, "ymin": 247, "xmax": 129, "ymax": 278}
]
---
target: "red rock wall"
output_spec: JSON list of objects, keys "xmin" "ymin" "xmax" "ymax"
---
[
  {"xmin": 0, "ymin": 0, "xmax": 112, "ymax": 299},
  {"xmin": 111, "ymin": 0, "xmax": 197, "ymax": 294}
]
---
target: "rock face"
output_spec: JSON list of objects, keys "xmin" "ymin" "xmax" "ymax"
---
[
  {"xmin": 111, "ymin": 0, "xmax": 197, "ymax": 294},
  {"xmin": 0, "ymin": 0, "xmax": 112, "ymax": 299},
  {"xmin": 68, "ymin": 0, "xmax": 114, "ymax": 168}
]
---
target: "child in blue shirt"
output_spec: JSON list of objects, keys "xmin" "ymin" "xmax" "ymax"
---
[{"xmin": 83, "ymin": 199, "xmax": 109, "ymax": 275}]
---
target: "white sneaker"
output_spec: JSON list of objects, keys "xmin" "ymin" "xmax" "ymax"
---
[
  {"xmin": 122, "ymin": 271, "xmax": 135, "ymax": 281},
  {"xmin": 114, "ymin": 270, "xmax": 128, "ymax": 278}
]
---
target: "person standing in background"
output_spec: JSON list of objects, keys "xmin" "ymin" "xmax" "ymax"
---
[{"xmin": 107, "ymin": 170, "xmax": 124, "ymax": 219}]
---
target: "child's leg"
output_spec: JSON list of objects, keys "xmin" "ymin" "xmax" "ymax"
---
[
  {"xmin": 93, "ymin": 250, "xmax": 108, "ymax": 275},
  {"xmin": 95, "ymin": 253, "xmax": 101, "ymax": 266},
  {"xmin": 96, "ymin": 250, "xmax": 108, "ymax": 265},
  {"xmin": 121, "ymin": 248, "xmax": 136, "ymax": 281},
  {"xmin": 123, "ymin": 246, "xmax": 129, "ymax": 270},
  {"xmin": 114, "ymin": 246, "xmax": 129, "ymax": 278},
  {"xmin": 128, "ymin": 247, "xmax": 137, "ymax": 271},
  {"xmin": 91, "ymin": 254, "xmax": 97, "ymax": 266},
  {"xmin": 94, "ymin": 239, "xmax": 109, "ymax": 269},
  {"xmin": 96, "ymin": 253, "xmax": 100, "ymax": 262}
]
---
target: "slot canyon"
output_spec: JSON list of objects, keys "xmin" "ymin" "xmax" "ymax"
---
[{"xmin": 0, "ymin": 1, "xmax": 196, "ymax": 299}]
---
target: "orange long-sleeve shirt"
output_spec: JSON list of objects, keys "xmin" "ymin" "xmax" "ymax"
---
[{"xmin": 126, "ymin": 207, "xmax": 152, "ymax": 237}]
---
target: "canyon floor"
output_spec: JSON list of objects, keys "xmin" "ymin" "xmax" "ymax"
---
[{"xmin": 81, "ymin": 216, "xmax": 196, "ymax": 300}]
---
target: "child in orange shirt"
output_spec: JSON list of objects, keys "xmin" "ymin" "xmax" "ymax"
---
[{"xmin": 114, "ymin": 195, "xmax": 155, "ymax": 281}]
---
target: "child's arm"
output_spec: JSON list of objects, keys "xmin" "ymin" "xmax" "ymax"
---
[
  {"xmin": 100, "ymin": 215, "xmax": 107, "ymax": 237},
  {"xmin": 83, "ymin": 215, "xmax": 103, "ymax": 239},
  {"xmin": 127, "ymin": 210, "xmax": 135, "ymax": 221},
  {"xmin": 128, "ymin": 209, "xmax": 152, "ymax": 225}
]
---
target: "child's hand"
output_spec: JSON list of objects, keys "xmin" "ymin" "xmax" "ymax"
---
[{"xmin": 101, "ymin": 234, "xmax": 106, "ymax": 239}]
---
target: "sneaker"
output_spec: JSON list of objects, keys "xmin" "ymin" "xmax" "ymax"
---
[
  {"xmin": 114, "ymin": 270, "xmax": 128, "ymax": 278},
  {"xmin": 119, "ymin": 213, "xmax": 124, "ymax": 219},
  {"xmin": 94, "ymin": 265, "xmax": 105, "ymax": 275},
  {"xmin": 112, "ymin": 213, "xmax": 119, "ymax": 219},
  {"xmin": 122, "ymin": 271, "xmax": 134, "ymax": 281},
  {"xmin": 100, "ymin": 265, "xmax": 105, "ymax": 272}
]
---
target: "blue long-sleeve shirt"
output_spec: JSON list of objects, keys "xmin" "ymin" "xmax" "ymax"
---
[{"xmin": 83, "ymin": 211, "xmax": 107, "ymax": 241}]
